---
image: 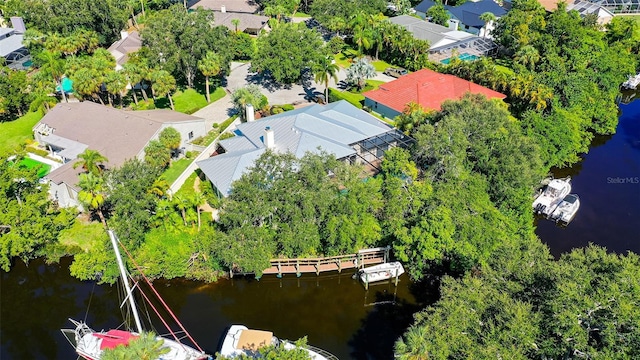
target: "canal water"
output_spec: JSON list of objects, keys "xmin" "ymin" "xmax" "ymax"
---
[
  {"xmin": 1, "ymin": 256, "xmax": 429, "ymax": 360},
  {"xmin": 2, "ymin": 96, "xmax": 638, "ymax": 360},
  {"xmin": 535, "ymin": 93, "xmax": 640, "ymax": 257}
]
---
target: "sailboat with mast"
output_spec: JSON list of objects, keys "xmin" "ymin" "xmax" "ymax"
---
[{"xmin": 61, "ymin": 230, "xmax": 211, "ymax": 360}]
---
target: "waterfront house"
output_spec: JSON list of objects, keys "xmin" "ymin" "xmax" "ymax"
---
[
  {"xmin": 363, "ymin": 69, "xmax": 506, "ymax": 119},
  {"xmin": 197, "ymin": 101, "xmax": 413, "ymax": 197},
  {"xmin": 414, "ymin": 0, "xmax": 507, "ymax": 36},
  {"xmin": 33, "ymin": 102, "xmax": 207, "ymax": 208}
]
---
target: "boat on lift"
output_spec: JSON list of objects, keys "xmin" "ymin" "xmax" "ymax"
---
[
  {"xmin": 219, "ymin": 325, "xmax": 338, "ymax": 359},
  {"xmin": 550, "ymin": 194, "xmax": 580, "ymax": 225},
  {"xmin": 61, "ymin": 231, "xmax": 211, "ymax": 360},
  {"xmin": 533, "ymin": 177, "xmax": 572, "ymax": 217},
  {"xmin": 357, "ymin": 262, "xmax": 405, "ymax": 283}
]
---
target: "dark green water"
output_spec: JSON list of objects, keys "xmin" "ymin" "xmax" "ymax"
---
[
  {"xmin": 535, "ymin": 94, "xmax": 640, "ymax": 257},
  {"xmin": 1, "ymin": 256, "xmax": 430, "ymax": 359}
]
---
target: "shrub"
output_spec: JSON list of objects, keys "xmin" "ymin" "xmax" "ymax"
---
[
  {"xmin": 327, "ymin": 36, "xmax": 346, "ymax": 54},
  {"xmin": 282, "ymin": 104, "xmax": 295, "ymax": 111},
  {"xmin": 131, "ymin": 99, "xmax": 156, "ymax": 110},
  {"xmin": 212, "ymin": 123, "xmax": 220, "ymax": 129},
  {"xmin": 26, "ymin": 146, "xmax": 50, "ymax": 157},
  {"xmin": 219, "ymin": 132, "xmax": 235, "ymax": 140},
  {"xmin": 271, "ymin": 106, "xmax": 284, "ymax": 115}
]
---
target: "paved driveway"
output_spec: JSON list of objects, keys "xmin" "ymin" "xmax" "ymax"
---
[{"xmin": 194, "ymin": 61, "xmax": 396, "ymax": 127}]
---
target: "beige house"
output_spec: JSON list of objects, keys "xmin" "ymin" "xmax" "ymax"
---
[{"xmin": 33, "ymin": 102, "xmax": 207, "ymax": 208}]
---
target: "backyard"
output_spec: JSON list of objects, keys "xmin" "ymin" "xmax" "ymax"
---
[
  {"xmin": 0, "ymin": 110, "xmax": 44, "ymax": 156},
  {"xmin": 329, "ymin": 80, "xmax": 385, "ymax": 108}
]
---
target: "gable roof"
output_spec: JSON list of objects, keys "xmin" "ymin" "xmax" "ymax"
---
[
  {"xmin": 188, "ymin": 0, "xmax": 260, "ymax": 13},
  {"xmin": 389, "ymin": 15, "xmax": 476, "ymax": 49},
  {"xmin": 0, "ymin": 29, "xmax": 25, "ymax": 58},
  {"xmin": 363, "ymin": 69, "xmax": 506, "ymax": 113},
  {"xmin": 415, "ymin": 0, "xmax": 506, "ymax": 28},
  {"xmin": 197, "ymin": 100, "xmax": 393, "ymax": 196},
  {"xmin": 36, "ymin": 102, "xmax": 203, "ymax": 168},
  {"xmin": 212, "ymin": 12, "xmax": 269, "ymax": 31},
  {"xmin": 107, "ymin": 31, "xmax": 142, "ymax": 66}
]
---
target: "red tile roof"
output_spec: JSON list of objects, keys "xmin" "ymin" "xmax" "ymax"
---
[{"xmin": 364, "ymin": 69, "xmax": 506, "ymax": 113}]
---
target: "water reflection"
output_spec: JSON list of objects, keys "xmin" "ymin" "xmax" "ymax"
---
[
  {"xmin": 537, "ymin": 97, "xmax": 640, "ymax": 257},
  {"xmin": 2, "ymin": 259, "xmax": 432, "ymax": 360}
]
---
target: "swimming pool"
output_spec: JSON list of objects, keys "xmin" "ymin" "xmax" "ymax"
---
[
  {"xmin": 441, "ymin": 53, "xmax": 480, "ymax": 64},
  {"xmin": 22, "ymin": 60, "xmax": 33, "ymax": 67}
]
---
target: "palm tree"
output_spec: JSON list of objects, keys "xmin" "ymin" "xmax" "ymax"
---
[
  {"xmin": 104, "ymin": 71, "xmax": 128, "ymax": 107},
  {"xmin": 77, "ymin": 173, "xmax": 108, "ymax": 227},
  {"xmin": 73, "ymin": 149, "xmax": 108, "ymax": 175},
  {"xmin": 37, "ymin": 50, "xmax": 68, "ymax": 103},
  {"xmin": 191, "ymin": 192, "xmax": 205, "ymax": 231},
  {"xmin": 123, "ymin": 63, "xmax": 143, "ymax": 105},
  {"xmin": 197, "ymin": 51, "xmax": 222, "ymax": 103},
  {"xmin": 72, "ymin": 68, "xmax": 104, "ymax": 104},
  {"xmin": 151, "ymin": 69, "xmax": 177, "ymax": 110},
  {"xmin": 312, "ymin": 56, "xmax": 339, "ymax": 102},
  {"xmin": 346, "ymin": 58, "xmax": 376, "ymax": 91},
  {"xmin": 479, "ymin": 12, "xmax": 496, "ymax": 39},
  {"xmin": 172, "ymin": 193, "xmax": 189, "ymax": 226},
  {"xmin": 514, "ymin": 45, "xmax": 540, "ymax": 71},
  {"xmin": 231, "ymin": 18, "xmax": 240, "ymax": 33}
]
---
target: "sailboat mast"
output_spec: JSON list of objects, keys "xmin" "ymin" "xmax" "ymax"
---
[{"xmin": 108, "ymin": 230, "xmax": 144, "ymax": 334}]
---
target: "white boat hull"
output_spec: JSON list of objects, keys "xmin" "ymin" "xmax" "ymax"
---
[
  {"xmin": 550, "ymin": 194, "xmax": 580, "ymax": 225},
  {"xmin": 358, "ymin": 262, "xmax": 405, "ymax": 283},
  {"xmin": 219, "ymin": 325, "xmax": 338, "ymax": 360},
  {"xmin": 533, "ymin": 177, "xmax": 572, "ymax": 217}
]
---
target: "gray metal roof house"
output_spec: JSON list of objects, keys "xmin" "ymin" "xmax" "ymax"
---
[{"xmin": 197, "ymin": 101, "xmax": 413, "ymax": 197}]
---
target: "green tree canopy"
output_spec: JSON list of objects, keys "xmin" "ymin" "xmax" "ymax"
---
[
  {"xmin": 159, "ymin": 127, "xmax": 181, "ymax": 151},
  {"xmin": 231, "ymin": 85, "xmax": 268, "ymax": 121},
  {"xmin": 426, "ymin": 3, "xmax": 449, "ymax": 27},
  {"xmin": 73, "ymin": 149, "xmax": 108, "ymax": 175},
  {"xmin": 144, "ymin": 140, "xmax": 172, "ymax": 169},
  {"xmin": 251, "ymin": 22, "xmax": 324, "ymax": 84},
  {"xmin": 141, "ymin": 5, "xmax": 232, "ymax": 88}
]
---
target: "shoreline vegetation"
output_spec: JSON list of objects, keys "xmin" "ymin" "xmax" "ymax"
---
[{"xmin": 1, "ymin": 0, "xmax": 639, "ymax": 357}]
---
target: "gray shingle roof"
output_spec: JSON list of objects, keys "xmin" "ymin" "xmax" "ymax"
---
[{"xmin": 197, "ymin": 100, "xmax": 393, "ymax": 196}]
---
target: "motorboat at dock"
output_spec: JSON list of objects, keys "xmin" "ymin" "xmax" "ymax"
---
[
  {"xmin": 533, "ymin": 177, "xmax": 572, "ymax": 217},
  {"xmin": 219, "ymin": 325, "xmax": 338, "ymax": 359},
  {"xmin": 550, "ymin": 194, "xmax": 580, "ymax": 225}
]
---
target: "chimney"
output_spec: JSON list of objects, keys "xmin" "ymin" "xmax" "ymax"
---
[
  {"xmin": 10, "ymin": 17, "xmax": 26, "ymax": 33},
  {"xmin": 221, "ymin": 5, "xmax": 226, "ymax": 12},
  {"xmin": 245, "ymin": 104, "xmax": 255, "ymax": 122},
  {"xmin": 120, "ymin": 31, "xmax": 129, "ymax": 40},
  {"xmin": 264, "ymin": 126, "xmax": 274, "ymax": 149},
  {"xmin": 447, "ymin": 19, "xmax": 459, "ymax": 31}
]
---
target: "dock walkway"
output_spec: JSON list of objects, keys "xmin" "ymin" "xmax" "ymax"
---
[{"xmin": 231, "ymin": 247, "xmax": 391, "ymax": 278}]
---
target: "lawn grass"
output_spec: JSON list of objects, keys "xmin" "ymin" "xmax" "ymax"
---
[
  {"xmin": 162, "ymin": 157, "xmax": 196, "ymax": 184},
  {"xmin": 19, "ymin": 157, "xmax": 51, "ymax": 178},
  {"xmin": 156, "ymin": 87, "xmax": 226, "ymax": 114},
  {"xmin": 209, "ymin": 87, "xmax": 227, "ymax": 103},
  {"xmin": 0, "ymin": 110, "xmax": 44, "ymax": 156},
  {"xmin": 57, "ymin": 220, "xmax": 108, "ymax": 252},
  {"xmin": 176, "ymin": 172, "xmax": 198, "ymax": 198},
  {"xmin": 371, "ymin": 59, "xmax": 393, "ymax": 72},
  {"xmin": 333, "ymin": 49, "xmax": 360, "ymax": 68},
  {"xmin": 329, "ymin": 88, "xmax": 364, "ymax": 108}
]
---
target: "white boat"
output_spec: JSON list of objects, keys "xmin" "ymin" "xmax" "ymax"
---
[
  {"xmin": 358, "ymin": 262, "xmax": 404, "ymax": 283},
  {"xmin": 219, "ymin": 325, "xmax": 339, "ymax": 359},
  {"xmin": 61, "ymin": 231, "xmax": 210, "ymax": 360},
  {"xmin": 533, "ymin": 177, "xmax": 572, "ymax": 217},
  {"xmin": 550, "ymin": 194, "xmax": 580, "ymax": 224}
]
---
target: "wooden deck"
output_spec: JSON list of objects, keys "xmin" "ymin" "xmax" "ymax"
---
[{"xmin": 231, "ymin": 247, "xmax": 391, "ymax": 278}]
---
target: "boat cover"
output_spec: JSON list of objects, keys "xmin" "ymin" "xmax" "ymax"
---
[
  {"xmin": 95, "ymin": 329, "xmax": 139, "ymax": 350},
  {"xmin": 237, "ymin": 329, "xmax": 273, "ymax": 351}
]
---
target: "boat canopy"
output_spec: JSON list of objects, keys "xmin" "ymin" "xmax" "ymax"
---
[
  {"xmin": 237, "ymin": 330, "xmax": 273, "ymax": 351},
  {"xmin": 564, "ymin": 194, "xmax": 579, "ymax": 203},
  {"xmin": 95, "ymin": 330, "xmax": 139, "ymax": 350}
]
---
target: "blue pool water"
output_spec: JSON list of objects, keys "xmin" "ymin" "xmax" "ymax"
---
[{"xmin": 441, "ymin": 53, "xmax": 480, "ymax": 64}]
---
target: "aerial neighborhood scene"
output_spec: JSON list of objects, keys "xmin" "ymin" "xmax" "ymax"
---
[{"xmin": 1, "ymin": 0, "xmax": 639, "ymax": 358}]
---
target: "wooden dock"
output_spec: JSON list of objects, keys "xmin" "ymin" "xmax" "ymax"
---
[{"xmin": 231, "ymin": 247, "xmax": 391, "ymax": 278}]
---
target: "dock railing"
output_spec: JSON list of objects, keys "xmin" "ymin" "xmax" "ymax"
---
[{"xmin": 231, "ymin": 246, "xmax": 391, "ymax": 278}]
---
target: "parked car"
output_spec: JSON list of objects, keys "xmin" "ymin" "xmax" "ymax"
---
[{"xmin": 383, "ymin": 67, "xmax": 408, "ymax": 78}]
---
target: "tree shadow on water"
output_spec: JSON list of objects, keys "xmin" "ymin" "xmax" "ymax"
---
[{"xmin": 348, "ymin": 277, "xmax": 440, "ymax": 359}]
